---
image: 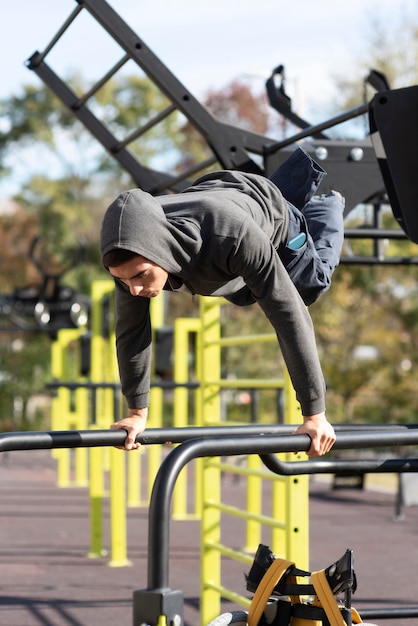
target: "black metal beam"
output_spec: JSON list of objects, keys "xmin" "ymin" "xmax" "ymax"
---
[{"xmin": 24, "ymin": 0, "xmax": 418, "ymax": 261}]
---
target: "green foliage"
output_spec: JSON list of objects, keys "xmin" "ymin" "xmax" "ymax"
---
[
  {"xmin": 310, "ymin": 264, "xmax": 418, "ymax": 424},
  {"xmin": 330, "ymin": 8, "xmax": 417, "ymax": 132},
  {"xmin": 0, "ymin": 333, "xmax": 51, "ymax": 431}
]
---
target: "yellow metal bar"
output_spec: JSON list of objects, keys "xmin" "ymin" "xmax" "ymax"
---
[
  {"xmin": 90, "ymin": 280, "xmax": 117, "ymax": 428},
  {"xmin": 206, "ymin": 501, "xmax": 286, "ymax": 529},
  {"xmin": 271, "ymin": 473, "xmax": 287, "ymax": 555},
  {"xmin": 74, "ymin": 386, "xmax": 89, "ymax": 487},
  {"xmin": 204, "ymin": 378, "xmax": 284, "ymax": 389},
  {"xmin": 108, "ymin": 448, "xmax": 131, "ymax": 567},
  {"xmin": 200, "ymin": 297, "xmax": 221, "ymax": 426},
  {"xmin": 212, "ymin": 332, "xmax": 276, "ymax": 347},
  {"xmin": 87, "ymin": 443, "xmax": 107, "ymax": 558},
  {"xmin": 245, "ymin": 454, "xmax": 262, "ymax": 552},
  {"xmin": 172, "ymin": 317, "xmax": 201, "ymax": 519},
  {"xmin": 172, "ymin": 318, "xmax": 190, "ymax": 518},
  {"xmin": 196, "ymin": 295, "xmax": 310, "ymax": 624},
  {"xmin": 200, "ymin": 297, "xmax": 223, "ymax": 625},
  {"xmin": 201, "ymin": 457, "xmax": 222, "ymax": 625},
  {"xmin": 147, "ymin": 386, "xmax": 163, "ymax": 502},
  {"xmin": 285, "ymin": 458, "xmax": 309, "ymax": 570},
  {"xmin": 204, "ymin": 542, "xmax": 254, "ymax": 566},
  {"xmin": 127, "ymin": 450, "xmax": 142, "ymax": 508},
  {"xmin": 51, "ymin": 328, "xmax": 86, "ymax": 486},
  {"xmin": 203, "ymin": 582, "xmax": 251, "ymax": 608},
  {"xmin": 193, "ymin": 320, "xmax": 204, "ymax": 515},
  {"xmin": 138, "ymin": 296, "xmax": 165, "ymax": 505},
  {"xmin": 283, "ymin": 368, "xmax": 309, "ymax": 569},
  {"xmin": 89, "ymin": 280, "xmax": 117, "ymax": 560}
]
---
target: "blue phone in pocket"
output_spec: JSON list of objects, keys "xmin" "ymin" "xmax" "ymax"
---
[{"xmin": 287, "ymin": 232, "xmax": 306, "ymax": 250}]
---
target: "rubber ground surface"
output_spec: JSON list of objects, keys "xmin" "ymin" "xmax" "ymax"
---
[{"xmin": 1, "ymin": 448, "xmax": 417, "ymax": 626}]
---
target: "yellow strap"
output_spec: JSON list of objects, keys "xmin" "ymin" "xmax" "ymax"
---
[
  {"xmin": 287, "ymin": 574, "xmax": 302, "ymax": 605},
  {"xmin": 247, "ymin": 558, "xmax": 294, "ymax": 626},
  {"xmin": 311, "ymin": 569, "xmax": 347, "ymax": 626},
  {"xmin": 351, "ymin": 607, "xmax": 363, "ymax": 624}
]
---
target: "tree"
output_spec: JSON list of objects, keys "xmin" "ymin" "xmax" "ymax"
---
[
  {"xmin": 0, "ymin": 333, "xmax": 51, "ymax": 431},
  {"xmin": 306, "ymin": 9, "xmax": 418, "ymax": 424},
  {"xmin": 330, "ymin": 7, "xmax": 417, "ymax": 131}
]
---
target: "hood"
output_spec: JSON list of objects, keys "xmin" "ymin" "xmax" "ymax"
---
[{"xmin": 100, "ymin": 189, "xmax": 201, "ymax": 275}]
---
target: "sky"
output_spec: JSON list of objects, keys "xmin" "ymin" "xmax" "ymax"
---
[{"xmin": 0, "ymin": 0, "xmax": 416, "ymax": 198}]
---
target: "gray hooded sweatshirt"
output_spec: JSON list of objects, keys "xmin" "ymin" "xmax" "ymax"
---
[{"xmin": 100, "ymin": 170, "xmax": 326, "ymax": 416}]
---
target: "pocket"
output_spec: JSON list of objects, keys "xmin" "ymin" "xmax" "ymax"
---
[{"xmin": 281, "ymin": 241, "xmax": 308, "ymax": 272}]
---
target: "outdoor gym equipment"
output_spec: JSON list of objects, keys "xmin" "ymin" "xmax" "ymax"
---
[
  {"xmin": 2, "ymin": 425, "xmax": 418, "ymax": 624},
  {"xmin": 0, "ymin": 236, "xmax": 90, "ymax": 333},
  {"xmin": 25, "ymin": 0, "xmax": 418, "ymax": 259},
  {"xmin": 206, "ymin": 544, "xmax": 377, "ymax": 626}
]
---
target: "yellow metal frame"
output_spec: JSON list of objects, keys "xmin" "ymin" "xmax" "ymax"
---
[
  {"xmin": 49, "ymin": 283, "xmax": 309, "ymax": 624},
  {"xmin": 50, "ymin": 327, "xmax": 89, "ymax": 488},
  {"xmin": 199, "ymin": 296, "xmax": 309, "ymax": 626}
]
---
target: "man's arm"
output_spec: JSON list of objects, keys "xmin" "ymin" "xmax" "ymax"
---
[
  {"xmin": 109, "ymin": 282, "xmax": 153, "ymax": 450},
  {"xmin": 228, "ymin": 220, "xmax": 335, "ymax": 455},
  {"xmin": 114, "ymin": 280, "xmax": 152, "ymax": 408}
]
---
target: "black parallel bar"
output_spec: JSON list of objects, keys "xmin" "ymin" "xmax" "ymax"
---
[
  {"xmin": 341, "ymin": 256, "xmax": 418, "ymax": 265},
  {"xmin": 0, "ymin": 425, "xmax": 298, "ymax": 452},
  {"xmin": 0, "ymin": 429, "xmax": 127, "ymax": 452},
  {"xmin": 360, "ymin": 607, "xmax": 418, "ymax": 619},
  {"xmin": 47, "ymin": 380, "xmax": 200, "ymax": 390},
  {"xmin": 260, "ymin": 454, "xmax": 418, "ymax": 476},
  {"xmin": 1, "ymin": 424, "xmax": 418, "ymax": 453},
  {"xmin": 344, "ymin": 228, "xmax": 408, "ymax": 239},
  {"xmin": 146, "ymin": 429, "xmax": 418, "ymax": 589}
]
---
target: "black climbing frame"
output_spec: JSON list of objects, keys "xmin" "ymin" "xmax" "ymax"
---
[{"xmin": 26, "ymin": 0, "xmax": 418, "ymax": 259}]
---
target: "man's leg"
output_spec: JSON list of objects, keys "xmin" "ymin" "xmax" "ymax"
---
[
  {"xmin": 302, "ymin": 190, "xmax": 345, "ymax": 279},
  {"xmin": 269, "ymin": 146, "xmax": 326, "ymax": 209},
  {"xmin": 283, "ymin": 191, "xmax": 345, "ymax": 306}
]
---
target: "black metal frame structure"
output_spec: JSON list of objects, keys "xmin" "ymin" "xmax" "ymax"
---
[{"xmin": 25, "ymin": 0, "xmax": 418, "ymax": 264}]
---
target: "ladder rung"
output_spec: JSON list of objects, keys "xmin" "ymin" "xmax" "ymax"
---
[
  {"xmin": 35, "ymin": 5, "xmax": 84, "ymax": 65},
  {"xmin": 74, "ymin": 53, "xmax": 131, "ymax": 108},
  {"xmin": 114, "ymin": 103, "xmax": 178, "ymax": 150}
]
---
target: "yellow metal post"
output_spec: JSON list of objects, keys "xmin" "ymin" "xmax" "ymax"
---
[
  {"xmin": 244, "ymin": 454, "xmax": 262, "ymax": 552},
  {"xmin": 283, "ymin": 368, "xmax": 309, "ymax": 569},
  {"xmin": 172, "ymin": 317, "xmax": 201, "ymax": 520},
  {"xmin": 200, "ymin": 297, "xmax": 223, "ymax": 625},
  {"xmin": 50, "ymin": 328, "xmax": 87, "ymax": 487},
  {"xmin": 108, "ymin": 448, "xmax": 132, "ymax": 567},
  {"xmin": 87, "ymin": 441, "xmax": 107, "ymax": 558},
  {"xmin": 89, "ymin": 280, "xmax": 117, "ymax": 559},
  {"xmin": 144, "ymin": 296, "xmax": 165, "ymax": 503}
]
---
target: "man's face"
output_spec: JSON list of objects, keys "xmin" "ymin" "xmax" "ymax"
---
[{"xmin": 108, "ymin": 255, "xmax": 168, "ymax": 298}]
